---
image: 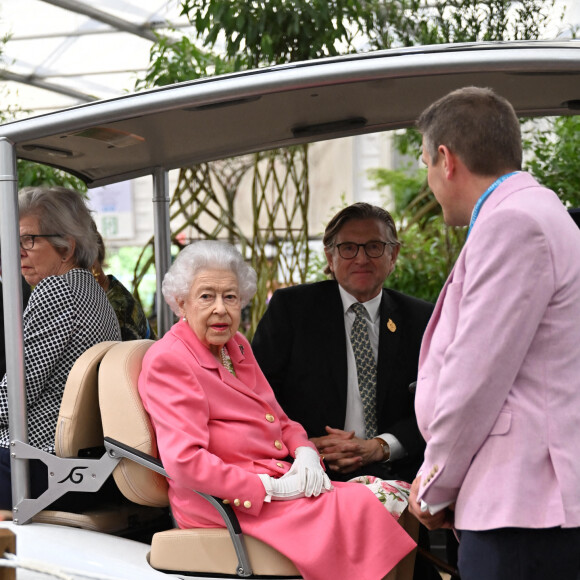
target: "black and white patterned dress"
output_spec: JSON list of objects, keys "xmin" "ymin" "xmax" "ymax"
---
[{"xmin": 0, "ymin": 268, "xmax": 121, "ymax": 453}]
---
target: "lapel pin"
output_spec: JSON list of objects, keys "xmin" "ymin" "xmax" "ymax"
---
[
  {"xmin": 239, "ymin": 345, "xmax": 245, "ymax": 355},
  {"xmin": 387, "ymin": 319, "xmax": 397, "ymax": 333}
]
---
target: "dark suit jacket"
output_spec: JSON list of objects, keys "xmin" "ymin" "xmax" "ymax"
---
[
  {"xmin": 252, "ymin": 280, "xmax": 433, "ymax": 482},
  {"xmin": 0, "ymin": 277, "xmax": 32, "ymax": 378}
]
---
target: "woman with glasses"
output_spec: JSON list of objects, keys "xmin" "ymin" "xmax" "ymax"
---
[{"xmin": 0, "ymin": 186, "xmax": 121, "ymax": 509}]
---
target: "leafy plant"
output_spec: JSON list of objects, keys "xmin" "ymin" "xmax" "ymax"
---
[
  {"xmin": 135, "ymin": 35, "xmax": 234, "ymax": 89},
  {"xmin": 362, "ymin": 0, "xmax": 557, "ymax": 49},
  {"xmin": 386, "ymin": 220, "xmax": 465, "ymax": 303},
  {"xmin": 523, "ymin": 116, "xmax": 580, "ymax": 209},
  {"xmin": 180, "ymin": 0, "xmax": 368, "ymax": 67},
  {"xmin": 368, "ymin": 166, "xmax": 465, "ymax": 302},
  {"xmin": 17, "ymin": 160, "xmax": 87, "ymax": 192},
  {"xmin": 363, "ymin": 0, "xmax": 560, "ymax": 302}
]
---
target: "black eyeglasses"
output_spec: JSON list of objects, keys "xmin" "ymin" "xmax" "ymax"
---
[
  {"xmin": 19, "ymin": 234, "xmax": 62, "ymax": 250},
  {"xmin": 334, "ymin": 241, "xmax": 398, "ymax": 259}
]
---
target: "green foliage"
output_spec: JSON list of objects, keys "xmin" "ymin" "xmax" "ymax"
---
[
  {"xmin": 17, "ymin": 160, "xmax": 87, "ymax": 192},
  {"xmin": 305, "ymin": 247, "xmax": 329, "ymax": 282},
  {"xmin": 363, "ymin": 0, "xmax": 555, "ymax": 49},
  {"xmin": 368, "ymin": 165, "xmax": 465, "ymax": 302},
  {"xmin": 369, "ymin": 165, "xmax": 427, "ymax": 213},
  {"xmin": 144, "ymin": 0, "xmax": 568, "ymax": 309},
  {"xmin": 362, "ymin": 0, "xmax": 557, "ymax": 302},
  {"xmin": 385, "ymin": 220, "xmax": 465, "ymax": 303},
  {"xmin": 135, "ymin": 35, "xmax": 235, "ymax": 89},
  {"xmin": 180, "ymin": 0, "xmax": 368, "ymax": 66},
  {"xmin": 523, "ymin": 116, "xmax": 580, "ymax": 208}
]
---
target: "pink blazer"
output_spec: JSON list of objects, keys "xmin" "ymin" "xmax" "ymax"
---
[
  {"xmin": 138, "ymin": 320, "xmax": 316, "ymax": 524},
  {"xmin": 139, "ymin": 320, "xmax": 415, "ymax": 580},
  {"xmin": 415, "ymin": 172, "xmax": 580, "ymax": 531}
]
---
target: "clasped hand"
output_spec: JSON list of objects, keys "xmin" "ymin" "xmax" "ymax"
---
[
  {"xmin": 311, "ymin": 426, "xmax": 384, "ymax": 474},
  {"xmin": 259, "ymin": 446, "xmax": 332, "ymax": 501},
  {"xmin": 408, "ymin": 476, "xmax": 455, "ymax": 530}
]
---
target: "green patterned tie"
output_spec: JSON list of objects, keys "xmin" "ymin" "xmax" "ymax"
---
[{"xmin": 350, "ymin": 302, "xmax": 377, "ymax": 438}]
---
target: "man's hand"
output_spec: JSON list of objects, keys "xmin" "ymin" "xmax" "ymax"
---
[
  {"xmin": 408, "ymin": 476, "xmax": 454, "ymax": 530},
  {"xmin": 310, "ymin": 426, "xmax": 384, "ymax": 474}
]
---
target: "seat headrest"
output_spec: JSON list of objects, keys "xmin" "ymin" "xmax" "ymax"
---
[
  {"xmin": 99, "ymin": 339, "xmax": 169, "ymax": 507},
  {"xmin": 56, "ymin": 341, "xmax": 120, "ymax": 458}
]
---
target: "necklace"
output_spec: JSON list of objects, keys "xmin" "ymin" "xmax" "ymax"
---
[{"xmin": 220, "ymin": 346, "xmax": 235, "ymax": 375}]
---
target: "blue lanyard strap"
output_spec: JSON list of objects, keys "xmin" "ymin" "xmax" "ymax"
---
[{"xmin": 467, "ymin": 171, "xmax": 518, "ymax": 238}]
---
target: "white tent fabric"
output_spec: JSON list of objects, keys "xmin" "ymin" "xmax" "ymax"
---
[
  {"xmin": 0, "ymin": 0, "xmax": 194, "ymax": 116},
  {"xmin": 1, "ymin": 0, "xmax": 578, "ymax": 119}
]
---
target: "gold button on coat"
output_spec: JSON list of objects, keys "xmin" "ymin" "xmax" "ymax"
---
[
  {"xmin": 234, "ymin": 499, "xmax": 241, "ymax": 506},
  {"xmin": 276, "ymin": 462, "xmax": 283, "ymax": 468},
  {"xmin": 265, "ymin": 413, "xmax": 275, "ymax": 423},
  {"xmin": 244, "ymin": 501, "xmax": 252, "ymax": 508},
  {"xmin": 222, "ymin": 499, "xmax": 230, "ymax": 504},
  {"xmin": 274, "ymin": 440, "xmax": 283, "ymax": 450}
]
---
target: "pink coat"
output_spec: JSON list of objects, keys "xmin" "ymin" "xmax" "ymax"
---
[
  {"xmin": 415, "ymin": 172, "xmax": 580, "ymax": 531},
  {"xmin": 139, "ymin": 320, "xmax": 415, "ymax": 580}
]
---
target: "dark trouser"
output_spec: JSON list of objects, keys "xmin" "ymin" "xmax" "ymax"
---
[{"xmin": 458, "ymin": 527, "xmax": 580, "ymax": 580}]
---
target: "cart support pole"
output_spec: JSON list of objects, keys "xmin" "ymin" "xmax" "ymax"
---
[
  {"xmin": 0, "ymin": 138, "xmax": 30, "ymax": 515},
  {"xmin": 152, "ymin": 168, "xmax": 173, "ymax": 337}
]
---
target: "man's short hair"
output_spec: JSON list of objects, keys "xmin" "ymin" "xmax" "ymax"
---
[
  {"xmin": 322, "ymin": 202, "xmax": 399, "ymax": 278},
  {"xmin": 417, "ymin": 86, "xmax": 522, "ymax": 176},
  {"xmin": 323, "ymin": 202, "xmax": 398, "ymax": 248}
]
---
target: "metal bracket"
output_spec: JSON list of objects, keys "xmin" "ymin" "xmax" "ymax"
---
[
  {"xmin": 104, "ymin": 437, "xmax": 254, "ymax": 577},
  {"xmin": 10, "ymin": 440, "xmax": 118, "ymax": 524}
]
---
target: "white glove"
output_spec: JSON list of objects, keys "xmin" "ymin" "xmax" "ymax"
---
[
  {"xmin": 280, "ymin": 446, "xmax": 333, "ymax": 497},
  {"xmin": 258, "ymin": 473, "xmax": 305, "ymax": 502}
]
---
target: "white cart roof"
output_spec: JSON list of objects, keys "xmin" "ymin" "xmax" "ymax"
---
[{"xmin": 2, "ymin": 40, "xmax": 580, "ymax": 187}]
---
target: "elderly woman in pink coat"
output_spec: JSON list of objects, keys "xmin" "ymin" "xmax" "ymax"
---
[{"xmin": 138, "ymin": 240, "xmax": 415, "ymax": 580}]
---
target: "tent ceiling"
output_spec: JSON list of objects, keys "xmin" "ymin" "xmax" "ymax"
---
[
  {"xmin": 0, "ymin": 1, "xmax": 579, "ymax": 118},
  {"xmin": 0, "ymin": 0, "xmax": 194, "ymax": 114}
]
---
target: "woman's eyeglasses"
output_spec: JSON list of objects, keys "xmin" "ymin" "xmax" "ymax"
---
[{"xmin": 19, "ymin": 234, "xmax": 62, "ymax": 250}]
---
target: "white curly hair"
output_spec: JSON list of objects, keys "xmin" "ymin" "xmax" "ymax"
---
[{"xmin": 162, "ymin": 240, "xmax": 257, "ymax": 316}]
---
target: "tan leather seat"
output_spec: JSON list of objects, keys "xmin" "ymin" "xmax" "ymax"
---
[
  {"xmin": 3, "ymin": 341, "xmax": 166, "ymax": 533},
  {"xmin": 56, "ymin": 341, "xmax": 118, "ymax": 458},
  {"xmin": 98, "ymin": 339, "xmax": 418, "ymax": 578},
  {"xmin": 98, "ymin": 340, "xmax": 168, "ymax": 507}
]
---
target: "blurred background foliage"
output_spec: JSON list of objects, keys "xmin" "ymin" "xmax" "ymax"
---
[
  {"xmin": 3, "ymin": 0, "xmax": 578, "ymax": 312},
  {"xmin": 152, "ymin": 0, "xmax": 568, "ymax": 311}
]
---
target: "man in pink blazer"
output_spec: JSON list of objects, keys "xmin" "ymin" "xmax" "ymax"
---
[{"xmin": 409, "ymin": 86, "xmax": 580, "ymax": 580}]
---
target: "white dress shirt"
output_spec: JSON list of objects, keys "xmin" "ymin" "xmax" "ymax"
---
[{"xmin": 338, "ymin": 286, "xmax": 405, "ymax": 461}]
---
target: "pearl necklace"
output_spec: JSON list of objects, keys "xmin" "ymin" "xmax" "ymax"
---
[{"xmin": 220, "ymin": 346, "xmax": 235, "ymax": 375}]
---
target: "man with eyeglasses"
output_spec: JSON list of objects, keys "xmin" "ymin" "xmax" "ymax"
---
[{"xmin": 252, "ymin": 202, "xmax": 433, "ymax": 484}]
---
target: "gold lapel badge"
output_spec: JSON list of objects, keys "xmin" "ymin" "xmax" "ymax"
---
[{"xmin": 387, "ymin": 319, "xmax": 397, "ymax": 333}]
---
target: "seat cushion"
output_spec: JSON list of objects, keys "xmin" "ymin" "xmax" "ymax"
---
[
  {"xmin": 99, "ymin": 340, "xmax": 169, "ymax": 507},
  {"xmin": 150, "ymin": 509, "xmax": 419, "ymax": 579},
  {"xmin": 56, "ymin": 341, "xmax": 119, "ymax": 458},
  {"xmin": 150, "ymin": 527, "xmax": 300, "ymax": 576}
]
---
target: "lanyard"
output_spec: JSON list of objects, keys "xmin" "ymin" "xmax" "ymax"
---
[{"xmin": 467, "ymin": 171, "xmax": 518, "ymax": 238}]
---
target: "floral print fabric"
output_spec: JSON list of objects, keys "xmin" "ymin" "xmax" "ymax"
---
[{"xmin": 348, "ymin": 476, "xmax": 411, "ymax": 521}]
